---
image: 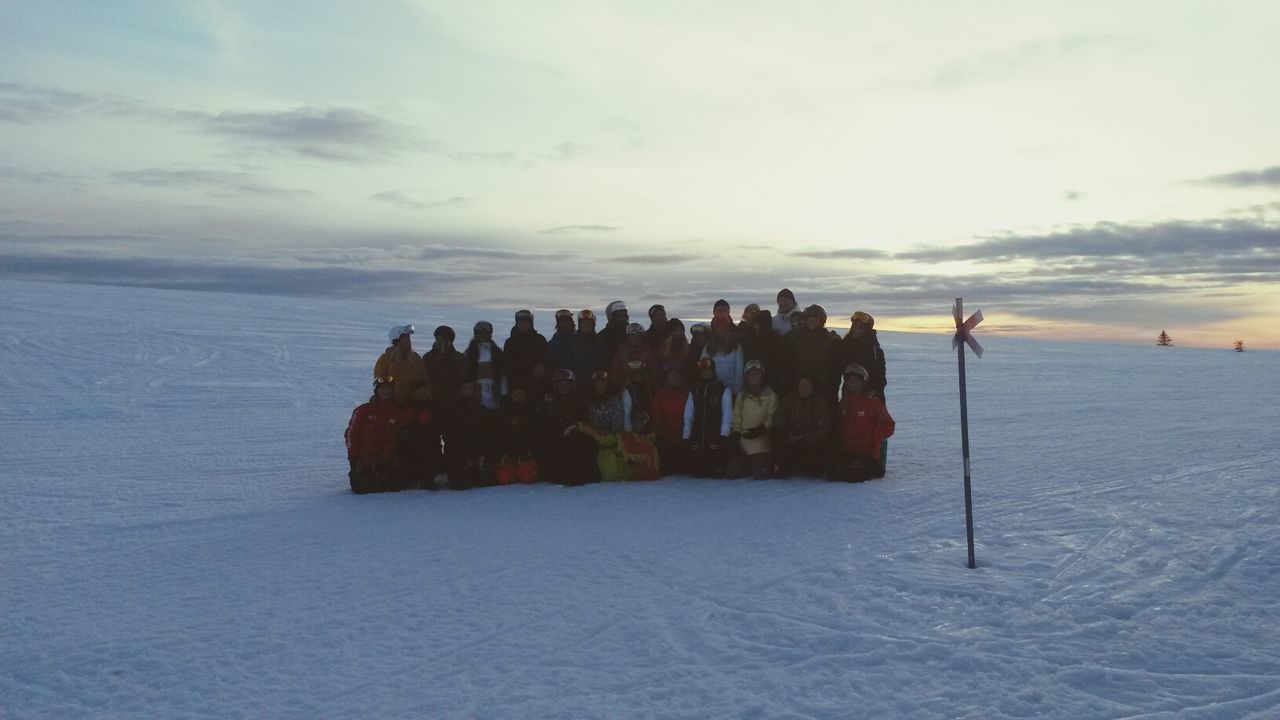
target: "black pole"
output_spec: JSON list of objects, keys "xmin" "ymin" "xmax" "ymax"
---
[{"xmin": 956, "ymin": 298, "xmax": 977, "ymax": 569}]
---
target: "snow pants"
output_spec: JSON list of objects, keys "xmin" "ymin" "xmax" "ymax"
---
[
  {"xmin": 727, "ymin": 452, "xmax": 773, "ymax": 481},
  {"xmin": 349, "ymin": 458, "xmax": 403, "ymax": 494},
  {"xmin": 831, "ymin": 452, "xmax": 882, "ymax": 483},
  {"xmin": 538, "ymin": 433, "xmax": 600, "ymax": 486}
]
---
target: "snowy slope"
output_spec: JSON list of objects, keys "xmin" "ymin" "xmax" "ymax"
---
[{"xmin": 2, "ymin": 279, "xmax": 1278, "ymax": 720}]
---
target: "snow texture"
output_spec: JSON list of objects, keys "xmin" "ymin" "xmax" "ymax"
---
[{"xmin": 2, "ymin": 279, "xmax": 1278, "ymax": 719}]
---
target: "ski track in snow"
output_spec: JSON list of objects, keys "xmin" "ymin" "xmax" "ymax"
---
[{"xmin": 2, "ymin": 279, "xmax": 1278, "ymax": 719}]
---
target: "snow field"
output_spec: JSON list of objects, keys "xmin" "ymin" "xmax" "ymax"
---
[{"xmin": 2, "ymin": 280, "xmax": 1278, "ymax": 719}]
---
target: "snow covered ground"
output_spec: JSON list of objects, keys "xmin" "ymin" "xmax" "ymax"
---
[{"xmin": 2, "ymin": 279, "xmax": 1278, "ymax": 719}]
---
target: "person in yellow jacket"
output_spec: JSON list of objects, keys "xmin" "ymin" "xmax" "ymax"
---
[
  {"xmin": 728, "ymin": 360, "xmax": 779, "ymax": 479},
  {"xmin": 374, "ymin": 324, "xmax": 430, "ymax": 404},
  {"xmin": 577, "ymin": 411, "xmax": 660, "ymax": 482}
]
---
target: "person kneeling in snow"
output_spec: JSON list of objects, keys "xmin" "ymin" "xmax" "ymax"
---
[
  {"xmin": 578, "ymin": 411, "xmax": 660, "ymax": 482},
  {"xmin": 832, "ymin": 364, "xmax": 895, "ymax": 482},
  {"xmin": 345, "ymin": 376, "xmax": 415, "ymax": 494}
]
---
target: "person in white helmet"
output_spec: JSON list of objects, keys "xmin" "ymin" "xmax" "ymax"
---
[{"xmin": 374, "ymin": 324, "xmax": 429, "ymax": 404}]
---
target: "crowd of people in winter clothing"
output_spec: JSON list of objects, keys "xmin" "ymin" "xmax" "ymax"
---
[{"xmin": 343, "ymin": 289, "xmax": 895, "ymax": 494}]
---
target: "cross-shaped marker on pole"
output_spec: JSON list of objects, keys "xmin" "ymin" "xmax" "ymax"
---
[{"xmin": 953, "ymin": 298, "xmax": 983, "ymax": 569}]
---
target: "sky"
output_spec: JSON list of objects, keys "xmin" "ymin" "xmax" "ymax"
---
[{"xmin": 1, "ymin": 1, "xmax": 1278, "ymax": 348}]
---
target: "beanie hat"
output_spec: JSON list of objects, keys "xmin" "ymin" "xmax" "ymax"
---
[
  {"xmin": 474, "ymin": 321, "xmax": 493, "ymax": 334},
  {"xmin": 851, "ymin": 310, "xmax": 875, "ymax": 329},
  {"xmin": 648, "ymin": 304, "xmax": 665, "ymax": 319},
  {"xmin": 843, "ymin": 363, "xmax": 869, "ymax": 381},
  {"xmin": 777, "ymin": 288, "xmax": 795, "ymax": 303},
  {"xmin": 713, "ymin": 298, "xmax": 731, "ymax": 311},
  {"xmin": 803, "ymin": 304, "xmax": 827, "ymax": 321},
  {"xmin": 514, "ymin": 309, "xmax": 533, "ymax": 321},
  {"xmin": 433, "ymin": 325, "xmax": 455, "ymax": 341}
]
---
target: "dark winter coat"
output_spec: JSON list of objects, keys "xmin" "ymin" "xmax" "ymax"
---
[
  {"xmin": 546, "ymin": 329, "xmax": 577, "ymax": 373},
  {"xmin": 499, "ymin": 400, "xmax": 538, "ymax": 458},
  {"xmin": 611, "ymin": 339, "xmax": 660, "ymax": 391},
  {"xmin": 839, "ymin": 330, "xmax": 887, "ymax": 399},
  {"xmin": 785, "ymin": 326, "xmax": 841, "ymax": 400},
  {"xmin": 775, "ymin": 392, "xmax": 832, "ymax": 445},
  {"xmin": 503, "ymin": 327, "xmax": 548, "ymax": 393},
  {"xmin": 424, "ymin": 347, "xmax": 467, "ymax": 407},
  {"xmin": 601, "ymin": 321, "xmax": 629, "ymax": 366},
  {"xmin": 569, "ymin": 330, "xmax": 609, "ymax": 385}
]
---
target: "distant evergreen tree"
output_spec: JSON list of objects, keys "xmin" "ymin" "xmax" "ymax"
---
[
  {"xmin": 1234, "ymin": 340, "xmax": 1245, "ymax": 352},
  {"xmin": 1157, "ymin": 331, "xmax": 1173, "ymax": 347}
]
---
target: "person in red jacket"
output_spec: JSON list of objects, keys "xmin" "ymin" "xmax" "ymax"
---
[
  {"xmin": 344, "ymin": 376, "xmax": 416, "ymax": 494},
  {"xmin": 650, "ymin": 362, "xmax": 690, "ymax": 476},
  {"xmin": 833, "ymin": 364, "xmax": 895, "ymax": 482}
]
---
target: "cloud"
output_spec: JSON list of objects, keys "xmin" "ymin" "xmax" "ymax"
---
[
  {"xmin": 201, "ymin": 107, "xmax": 432, "ymax": 162},
  {"xmin": 1196, "ymin": 166, "xmax": 1280, "ymax": 188},
  {"xmin": 896, "ymin": 219, "xmax": 1280, "ymax": 264},
  {"xmin": 0, "ymin": 82, "xmax": 99, "ymax": 123},
  {"xmin": 792, "ymin": 249, "xmax": 889, "ymax": 260},
  {"xmin": 419, "ymin": 244, "xmax": 571, "ymax": 262},
  {"xmin": 371, "ymin": 191, "xmax": 471, "ymax": 210},
  {"xmin": 539, "ymin": 225, "xmax": 621, "ymax": 234},
  {"xmin": 111, "ymin": 167, "xmax": 313, "ymax": 200},
  {"xmin": 607, "ymin": 253, "xmax": 702, "ymax": 264}
]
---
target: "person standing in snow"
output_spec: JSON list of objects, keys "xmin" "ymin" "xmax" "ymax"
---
[
  {"xmin": 773, "ymin": 288, "xmax": 798, "ymax": 335},
  {"xmin": 684, "ymin": 322, "xmax": 710, "ymax": 381},
  {"xmin": 728, "ymin": 360, "xmax": 779, "ymax": 480},
  {"xmin": 785, "ymin": 304, "xmax": 841, "ymax": 406},
  {"xmin": 446, "ymin": 380, "xmax": 497, "ymax": 489},
  {"xmin": 644, "ymin": 303, "xmax": 672, "ymax": 351},
  {"xmin": 600, "ymin": 300, "xmax": 630, "ymax": 365},
  {"xmin": 701, "ymin": 315, "xmax": 745, "ymax": 396},
  {"xmin": 464, "ymin": 321, "xmax": 505, "ymax": 411},
  {"xmin": 503, "ymin": 309, "xmax": 548, "ymax": 396},
  {"xmin": 611, "ymin": 323, "xmax": 659, "ymax": 392},
  {"xmin": 423, "ymin": 326, "xmax": 466, "ymax": 483},
  {"xmin": 345, "ymin": 376, "xmax": 415, "ymax": 494},
  {"xmin": 683, "ymin": 358, "xmax": 733, "ymax": 478},
  {"xmin": 832, "ymin": 364, "xmax": 895, "ymax": 482},
  {"xmin": 839, "ymin": 310, "xmax": 887, "ymax": 401},
  {"xmin": 545, "ymin": 309, "xmax": 578, "ymax": 375},
  {"xmin": 374, "ymin": 324, "xmax": 429, "ymax": 405},
  {"xmin": 570, "ymin": 309, "xmax": 609, "ymax": 385}
]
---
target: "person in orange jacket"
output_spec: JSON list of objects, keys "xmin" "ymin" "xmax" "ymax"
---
[
  {"xmin": 833, "ymin": 364, "xmax": 895, "ymax": 482},
  {"xmin": 345, "ymin": 376, "xmax": 416, "ymax": 493}
]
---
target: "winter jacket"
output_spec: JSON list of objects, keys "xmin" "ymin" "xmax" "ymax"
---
[
  {"xmin": 652, "ymin": 387, "xmax": 690, "ymax": 444},
  {"xmin": 345, "ymin": 397, "xmax": 415, "ymax": 462},
  {"xmin": 601, "ymin": 321, "xmax": 629, "ymax": 365},
  {"xmin": 503, "ymin": 327, "xmax": 548, "ymax": 393},
  {"xmin": 732, "ymin": 386, "xmax": 779, "ymax": 456},
  {"xmin": 569, "ymin": 331, "xmax": 609, "ymax": 385},
  {"xmin": 775, "ymin": 392, "xmax": 831, "ymax": 445},
  {"xmin": 536, "ymin": 391, "xmax": 588, "ymax": 443},
  {"xmin": 684, "ymin": 381, "xmax": 733, "ymax": 444},
  {"xmin": 373, "ymin": 347, "xmax": 430, "ymax": 404},
  {"xmin": 702, "ymin": 344, "xmax": 745, "ymax": 396},
  {"xmin": 579, "ymin": 425, "xmax": 660, "ymax": 482},
  {"xmin": 546, "ymin": 330, "xmax": 577, "ymax": 373},
  {"xmin": 424, "ymin": 346, "xmax": 467, "ymax": 407},
  {"xmin": 839, "ymin": 330, "xmax": 887, "ymax": 399},
  {"xmin": 785, "ymin": 327, "xmax": 841, "ymax": 400},
  {"xmin": 838, "ymin": 393, "xmax": 895, "ymax": 459}
]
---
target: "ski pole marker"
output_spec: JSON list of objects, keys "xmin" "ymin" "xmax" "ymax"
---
[{"xmin": 953, "ymin": 298, "xmax": 982, "ymax": 569}]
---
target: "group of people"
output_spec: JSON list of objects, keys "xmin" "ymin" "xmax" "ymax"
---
[{"xmin": 343, "ymin": 289, "xmax": 895, "ymax": 494}]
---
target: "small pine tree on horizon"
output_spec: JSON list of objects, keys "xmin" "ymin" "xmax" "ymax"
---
[
  {"xmin": 1157, "ymin": 330, "xmax": 1173, "ymax": 347},
  {"xmin": 1235, "ymin": 340, "xmax": 1245, "ymax": 352}
]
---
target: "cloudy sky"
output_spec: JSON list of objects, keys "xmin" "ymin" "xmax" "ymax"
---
[{"xmin": 2, "ymin": 1, "xmax": 1278, "ymax": 347}]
